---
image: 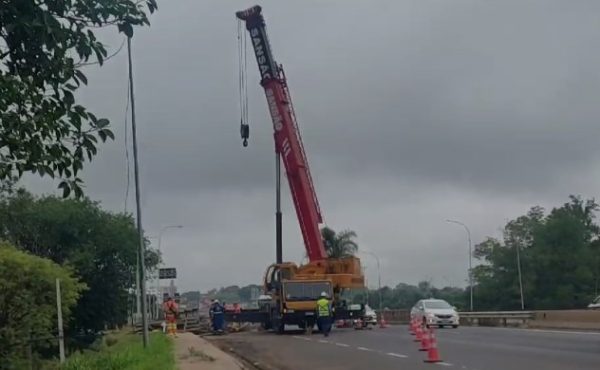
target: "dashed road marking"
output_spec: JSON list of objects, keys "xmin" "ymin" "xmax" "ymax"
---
[
  {"xmin": 437, "ymin": 362, "xmax": 453, "ymax": 366},
  {"xmin": 318, "ymin": 339, "xmax": 329, "ymax": 343},
  {"xmin": 386, "ymin": 352, "xmax": 408, "ymax": 358},
  {"xmin": 335, "ymin": 343, "xmax": 350, "ymax": 347},
  {"xmin": 357, "ymin": 347, "xmax": 373, "ymax": 351}
]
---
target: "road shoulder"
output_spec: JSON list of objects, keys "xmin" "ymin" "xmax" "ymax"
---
[{"xmin": 174, "ymin": 332, "xmax": 246, "ymax": 370}]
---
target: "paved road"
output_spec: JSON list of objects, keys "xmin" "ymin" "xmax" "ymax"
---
[{"xmin": 210, "ymin": 325, "xmax": 600, "ymax": 370}]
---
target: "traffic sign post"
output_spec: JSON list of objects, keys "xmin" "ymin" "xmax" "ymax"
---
[{"xmin": 159, "ymin": 268, "xmax": 177, "ymax": 279}]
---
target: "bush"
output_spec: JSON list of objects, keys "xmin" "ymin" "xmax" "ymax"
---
[{"xmin": 61, "ymin": 332, "xmax": 175, "ymax": 370}]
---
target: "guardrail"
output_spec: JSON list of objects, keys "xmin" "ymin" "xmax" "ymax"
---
[{"xmin": 458, "ymin": 311, "xmax": 534, "ymax": 327}]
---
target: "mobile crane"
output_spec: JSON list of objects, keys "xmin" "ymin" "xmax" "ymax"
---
[{"xmin": 231, "ymin": 5, "xmax": 366, "ymax": 333}]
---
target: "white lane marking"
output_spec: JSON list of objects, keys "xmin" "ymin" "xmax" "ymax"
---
[
  {"xmin": 437, "ymin": 362, "xmax": 453, "ymax": 366},
  {"xmin": 465, "ymin": 326, "xmax": 600, "ymax": 336},
  {"xmin": 318, "ymin": 339, "xmax": 329, "ymax": 343},
  {"xmin": 357, "ymin": 347, "xmax": 373, "ymax": 351},
  {"xmin": 386, "ymin": 352, "xmax": 408, "ymax": 358},
  {"xmin": 524, "ymin": 328, "xmax": 600, "ymax": 336},
  {"xmin": 335, "ymin": 343, "xmax": 350, "ymax": 347}
]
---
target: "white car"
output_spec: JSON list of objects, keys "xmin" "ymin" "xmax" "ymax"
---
[
  {"xmin": 411, "ymin": 299, "xmax": 459, "ymax": 328},
  {"xmin": 588, "ymin": 295, "xmax": 600, "ymax": 309},
  {"xmin": 363, "ymin": 305, "xmax": 378, "ymax": 326}
]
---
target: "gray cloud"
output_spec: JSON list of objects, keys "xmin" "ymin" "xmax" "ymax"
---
[{"xmin": 21, "ymin": 0, "xmax": 600, "ymax": 292}]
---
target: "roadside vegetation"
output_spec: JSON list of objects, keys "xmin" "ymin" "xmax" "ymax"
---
[
  {"xmin": 61, "ymin": 332, "xmax": 175, "ymax": 370},
  {"xmin": 1, "ymin": 0, "xmax": 159, "ymax": 366}
]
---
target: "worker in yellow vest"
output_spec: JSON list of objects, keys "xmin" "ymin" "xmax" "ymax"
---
[{"xmin": 316, "ymin": 292, "xmax": 332, "ymax": 337}]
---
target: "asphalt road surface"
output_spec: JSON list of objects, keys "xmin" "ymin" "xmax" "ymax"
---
[{"xmin": 210, "ymin": 325, "xmax": 600, "ymax": 370}]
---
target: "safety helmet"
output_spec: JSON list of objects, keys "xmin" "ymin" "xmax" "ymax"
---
[
  {"xmin": 320, "ymin": 292, "xmax": 328, "ymax": 297},
  {"xmin": 214, "ymin": 299, "xmax": 219, "ymax": 303}
]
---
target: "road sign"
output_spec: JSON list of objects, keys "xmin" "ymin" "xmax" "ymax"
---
[{"xmin": 159, "ymin": 268, "xmax": 177, "ymax": 279}]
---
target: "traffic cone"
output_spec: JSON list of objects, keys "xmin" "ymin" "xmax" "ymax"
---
[
  {"xmin": 379, "ymin": 316, "xmax": 388, "ymax": 328},
  {"xmin": 414, "ymin": 323, "xmax": 423, "ymax": 342},
  {"xmin": 424, "ymin": 327, "xmax": 442, "ymax": 363},
  {"xmin": 419, "ymin": 328, "xmax": 430, "ymax": 351},
  {"xmin": 409, "ymin": 319, "xmax": 416, "ymax": 335}
]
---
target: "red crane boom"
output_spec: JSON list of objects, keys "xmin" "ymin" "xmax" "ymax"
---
[{"xmin": 236, "ymin": 5, "xmax": 327, "ymax": 262}]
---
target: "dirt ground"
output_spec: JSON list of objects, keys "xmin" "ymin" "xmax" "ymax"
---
[{"xmin": 174, "ymin": 332, "xmax": 247, "ymax": 370}]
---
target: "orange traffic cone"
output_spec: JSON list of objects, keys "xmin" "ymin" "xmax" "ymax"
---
[
  {"xmin": 414, "ymin": 323, "xmax": 423, "ymax": 342},
  {"xmin": 419, "ymin": 328, "xmax": 430, "ymax": 351},
  {"xmin": 379, "ymin": 317, "xmax": 388, "ymax": 328},
  {"xmin": 424, "ymin": 327, "xmax": 442, "ymax": 363}
]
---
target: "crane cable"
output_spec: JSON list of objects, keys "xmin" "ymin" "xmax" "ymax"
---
[{"xmin": 238, "ymin": 20, "xmax": 250, "ymax": 147}]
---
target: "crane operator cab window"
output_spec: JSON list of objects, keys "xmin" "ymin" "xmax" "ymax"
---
[{"xmin": 283, "ymin": 281, "xmax": 332, "ymax": 301}]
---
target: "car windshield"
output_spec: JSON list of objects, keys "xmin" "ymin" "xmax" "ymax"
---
[
  {"xmin": 284, "ymin": 281, "xmax": 332, "ymax": 301},
  {"xmin": 423, "ymin": 301, "xmax": 452, "ymax": 309}
]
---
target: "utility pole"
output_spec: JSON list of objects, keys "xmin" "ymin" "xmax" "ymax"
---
[
  {"xmin": 128, "ymin": 36, "xmax": 149, "ymax": 347},
  {"xmin": 447, "ymin": 219, "xmax": 474, "ymax": 311},
  {"xmin": 55, "ymin": 278, "xmax": 65, "ymax": 363},
  {"xmin": 275, "ymin": 152, "xmax": 283, "ymax": 264}
]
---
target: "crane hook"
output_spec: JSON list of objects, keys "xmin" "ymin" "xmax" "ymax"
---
[{"xmin": 240, "ymin": 121, "xmax": 250, "ymax": 147}]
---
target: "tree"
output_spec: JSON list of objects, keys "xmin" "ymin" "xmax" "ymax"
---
[
  {"xmin": 0, "ymin": 189, "xmax": 159, "ymax": 334},
  {"xmin": 321, "ymin": 227, "xmax": 359, "ymax": 258},
  {"xmin": 0, "ymin": 242, "xmax": 85, "ymax": 368},
  {"xmin": 472, "ymin": 196, "xmax": 600, "ymax": 310},
  {"xmin": 0, "ymin": 0, "xmax": 157, "ymax": 197}
]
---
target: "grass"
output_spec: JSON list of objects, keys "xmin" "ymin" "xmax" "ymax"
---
[{"xmin": 60, "ymin": 331, "xmax": 176, "ymax": 370}]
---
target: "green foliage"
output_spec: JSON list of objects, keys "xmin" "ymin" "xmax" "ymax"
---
[
  {"xmin": 348, "ymin": 281, "xmax": 467, "ymax": 310},
  {"xmin": 321, "ymin": 227, "xmax": 359, "ymax": 258},
  {"xmin": 0, "ymin": 189, "xmax": 159, "ymax": 335},
  {"xmin": 204, "ymin": 284, "xmax": 262, "ymax": 305},
  {"xmin": 0, "ymin": 0, "xmax": 157, "ymax": 197},
  {"xmin": 473, "ymin": 196, "xmax": 600, "ymax": 310},
  {"xmin": 61, "ymin": 332, "xmax": 175, "ymax": 370},
  {"xmin": 0, "ymin": 242, "xmax": 85, "ymax": 367}
]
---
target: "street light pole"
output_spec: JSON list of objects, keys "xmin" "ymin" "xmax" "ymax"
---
[
  {"xmin": 127, "ymin": 36, "xmax": 149, "ymax": 347},
  {"xmin": 156, "ymin": 225, "xmax": 184, "ymax": 316},
  {"xmin": 515, "ymin": 242, "xmax": 525, "ymax": 310},
  {"xmin": 446, "ymin": 219, "xmax": 473, "ymax": 311},
  {"xmin": 362, "ymin": 251, "xmax": 382, "ymax": 313}
]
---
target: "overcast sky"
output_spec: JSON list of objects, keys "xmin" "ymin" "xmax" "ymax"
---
[{"xmin": 23, "ymin": 0, "xmax": 600, "ymax": 293}]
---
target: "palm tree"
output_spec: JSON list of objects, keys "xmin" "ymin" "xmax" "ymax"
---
[{"xmin": 321, "ymin": 226, "xmax": 359, "ymax": 258}]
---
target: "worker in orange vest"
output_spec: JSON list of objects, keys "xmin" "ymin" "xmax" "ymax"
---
[{"xmin": 163, "ymin": 296, "xmax": 179, "ymax": 337}]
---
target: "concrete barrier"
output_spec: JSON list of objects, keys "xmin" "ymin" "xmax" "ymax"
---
[
  {"xmin": 530, "ymin": 310, "xmax": 600, "ymax": 330},
  {"xmin": 377, "ymin": 309, "xmax": 410, "ymax": 324}
]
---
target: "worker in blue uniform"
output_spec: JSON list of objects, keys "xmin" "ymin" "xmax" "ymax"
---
[{"xmin": 210, "ymin": 299, "xmax": 226, "ymax": 333}]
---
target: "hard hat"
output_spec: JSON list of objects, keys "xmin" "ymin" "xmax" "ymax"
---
[
  {"xmin": 214, "ymin": 299, "xmax": 219, "ymax": 303},
  {"xmin": 320, "ymin": 292, "xmax": 328, "ymax": 297}
]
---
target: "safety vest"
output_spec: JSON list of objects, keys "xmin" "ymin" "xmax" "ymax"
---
[
  {"xmin": 164, "ymin": 301, "xmax": 178, "ymax": 316},
  {"xmin": 317, "ymin": 298, "xmax": 331, "ymax": 317}
]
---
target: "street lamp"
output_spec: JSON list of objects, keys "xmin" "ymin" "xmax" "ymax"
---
[
  {"xmin": 155, "ymin": 225, "xmax": 184, "ymax": 316},
  {"xmin": 446, "ymin": 219, "xmax": 474, "ymax": 311},
  {"xmin": 361, "ymin": 251, "xmax": 383, "ymax": 314}
]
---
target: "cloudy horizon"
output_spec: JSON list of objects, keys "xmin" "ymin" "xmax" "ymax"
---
[{"xmin": 22, "ymin": 0, "xmax": 600, "ymax": 292}]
